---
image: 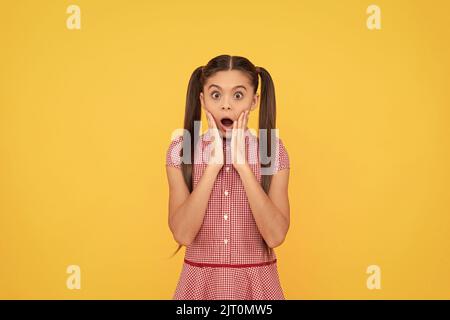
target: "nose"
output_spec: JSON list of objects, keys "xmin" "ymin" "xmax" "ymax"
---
[{"xmin": 221, "ymin": 95, "xmax": 233, "ymax": 110}]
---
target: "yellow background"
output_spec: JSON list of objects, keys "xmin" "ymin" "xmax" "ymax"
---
[{"xmin": 1, "ymin": 0, "xmax": 449, "ymax": 299}]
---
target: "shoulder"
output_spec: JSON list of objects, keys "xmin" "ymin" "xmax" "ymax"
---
[
  {"xmin": 165, "ymin": 132, "xmax": 209, "ymax": 168},
  {"xmin": 275, "ymin": 136, "xmax": 290, "ymax": 172},
  {"xmin": 256, "ymin": 132, "xmax": 290, "ymax": 174},
  {"xmin": 165, "ymin": 135, "xmax": 184, "ymax": 169}
]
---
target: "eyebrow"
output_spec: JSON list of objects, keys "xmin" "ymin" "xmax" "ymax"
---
[{"xmin": 208, "ymin": 84, "xmax": 247, "ymax": 91}]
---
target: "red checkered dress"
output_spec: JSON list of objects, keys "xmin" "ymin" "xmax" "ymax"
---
[{"xmin": 166, "ymin": 128, "xmax": 290, "ymax": 300}]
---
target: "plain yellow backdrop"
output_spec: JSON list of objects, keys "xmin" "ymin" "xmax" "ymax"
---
[{"xmin": 1, "ymin": 0, "xmax": 449, "ymax": 299}]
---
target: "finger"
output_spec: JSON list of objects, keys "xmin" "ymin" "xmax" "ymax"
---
[
  {"xmin": 206, "ymin": 111, "xmax": 211, "ymax": 129},
  {"xmin": 206, "ymin": 111, "xmax": 213, "ymax": 128},
  {"xmin": 232, "ymin": 119, "xmax": 237, "ymax": 160},
  {"xmin": 245, "ymin": 110, "xmax": 250, "ymax": 130},
  {"xmin": 243, "ymin": 111, "xmax": 249, "ymax": 156},
  {"xmin": 209, "ymin": 111, "xmax": 214, "ymax": 128},
  {"xmin": 232, "ymin": 119, "xmax": 237, "ymax": 140},
  {"xmin": 207, "ymin": 112, "xmax": 219, "ymax": 137},
  {"xmin": 244, "ymin": 110, "xmax": 249, "ymax": 130},
  {"xmin": 209, "ymin": 113, "xmax": 223, "ymax": 145},
  {"xmin": 209, "ymin": 112, "xmax": 218, "ymax": 129},
  {"xmin": 237, "ymin": 111, "xmax": 244, "ymax": 130},
  {"xmin": 235, "ymin": 111, "xmax": 242, "ymax": 145},
  {"xmin": 240, "ymin": 110, "xmax": 246, "ymax": 138},
  {"xmin": 206, "ymin": 111, "xmax": 211, "ymax": 128}
]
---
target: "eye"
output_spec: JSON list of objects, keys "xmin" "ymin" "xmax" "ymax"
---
[
  {"xmin": 234, "ymin": 91, "xmax": 244, "ymax": 99},
  {"xmin": 211, "ymin": 91, "xmax": 221, "ymax": 99}
]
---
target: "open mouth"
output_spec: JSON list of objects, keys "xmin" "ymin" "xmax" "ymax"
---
[{"xmin": 220, "ymin": 117, "xmax": 234, "ymax": 128}]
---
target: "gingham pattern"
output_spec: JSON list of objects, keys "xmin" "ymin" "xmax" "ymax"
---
[
  {"xmin": 166, "ymin": 128, "xmax": 290, "ymax": 300},
  {"xmin": 172, "ymin": 262, "xmax": 285, "ymax": 300}
]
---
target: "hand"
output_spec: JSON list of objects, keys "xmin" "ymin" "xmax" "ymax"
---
[
  {"xmin": 205, "ymin": 111, "xmax": 224, "ymax": 170},
  {"xmin": 231, "ymin": 110, "xmax": 249, "ymax": 171}
]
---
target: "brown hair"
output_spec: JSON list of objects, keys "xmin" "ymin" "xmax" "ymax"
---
[{"xmin": 170, "ymin": 54, "xmax": 277, "ymax": 257}]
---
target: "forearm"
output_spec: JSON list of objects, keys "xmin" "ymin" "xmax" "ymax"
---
[
  {"xmin": 170, "ymin": 165, "xmax": 220, "ymax": 245},
  {"xmin": 237, "ymin": 164, "xmax": 289, "ymax": 247}
]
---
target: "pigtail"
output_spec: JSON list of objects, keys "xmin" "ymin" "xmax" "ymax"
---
[
  {"xmin": 257, "ymin": 66, "xmax": 277, "ymax": 194},
  {"xmin": 181, "ymin": 66, "xmax": 203, "ymax": 193},
  {"xmin": 170, "ymin": 66, "xmax": 203, "ymax": 258},
  {"xmin": 257, "ymin": 66, "xmax": 277, "ymax": 258}
]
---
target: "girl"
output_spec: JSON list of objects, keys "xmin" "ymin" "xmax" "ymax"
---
[{"xmin": 165, "ymin": 55, "xmax": 290, "ymax": 300}]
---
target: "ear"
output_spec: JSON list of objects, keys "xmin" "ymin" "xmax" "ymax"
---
[
  {"xmin": 250, "ymin": 93, "xmax": 259, "ymax": 111},
  {"xmin": 199, "ymin": 92, "xmax": 205, "ymax": 110}
]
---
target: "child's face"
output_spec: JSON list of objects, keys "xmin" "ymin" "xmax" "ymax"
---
[{"xmin": 200, "ymin": 70, "xmax": 259, "ymax": 139}]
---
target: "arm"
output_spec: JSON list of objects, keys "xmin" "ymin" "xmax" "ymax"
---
[
  {"xmin": 166, "ymin": 164, "xmax": 221, "ymax": 246},
  {"xmin": 230, "ymin": 111, "xmax": 290, "ymax": 248},
  {"xmin": 236, "ymin": 165, "xmax": 290, "ymax": 248}
]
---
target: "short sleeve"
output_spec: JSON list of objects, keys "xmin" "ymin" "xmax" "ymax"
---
[
  {"xmin": 275, "ymin": 138, "xmax": 290, "ymax": 172},
  {"xmin": 165, "ymin": 135, "xmax": 183, "ymax": 169}
]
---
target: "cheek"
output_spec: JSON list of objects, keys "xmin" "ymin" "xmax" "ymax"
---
[
  {"xmin": 239, "ymin": 96, "xmax": 253, "ymax": 105},
  {"xmin": 204, "ymin": 97, "xmax": 221, "ymax": 107},
  {"xmin": 236, "ymin": 98, "xmax": 253, "ymax": 110},
  {"xmin": 209, "ymin": 112, "xmax": 221, "ymax": 125}
]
